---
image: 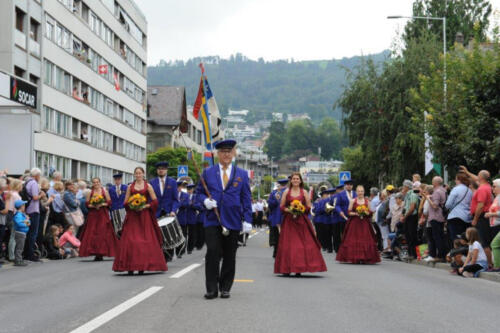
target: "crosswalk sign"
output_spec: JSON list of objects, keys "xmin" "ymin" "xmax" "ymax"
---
[
  {"xmin": 177, "ymin": 165, "xmax": 188, "ymax": 178},
  {"xmin": 339, "ymin": 171, "xmax": 351, "ymax": 185}
]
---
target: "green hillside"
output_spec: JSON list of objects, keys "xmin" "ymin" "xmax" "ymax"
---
[{"xmin": 147, "ymin": 51, "xmax": 390, "ymax": 124}]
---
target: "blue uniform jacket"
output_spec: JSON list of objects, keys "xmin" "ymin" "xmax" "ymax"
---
[
  {"xmin": 150, "ymin": 177, "xmax": 180, "ymax": 218},
  {"xmin": 195, "ymin": 165, "xmax": 252, "ymax": 231},
  {"xmin": 267, "ymin": 188, "xmax": 285, "ymax": 227},
  {"xmin": 109, "ymin": 184, "xmax": 128, "ymax": 211},
  {"xmin": 177, "ymin": 191, "xmax": 190, "ymax": 226},
  {"xmin": 334, "ymin": 190, "xmax": 357, "ymax": 223},
  {"xmin": 313, "ymin": 198, "xmax": 330, "ymax": 224}
]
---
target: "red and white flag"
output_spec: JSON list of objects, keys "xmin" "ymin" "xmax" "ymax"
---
[
  {"xmin": 98, "ymin": 64, "xmax": 108, "ymax": 74},
  {"xmin": 113, "ymin": 72, "xmax": 120, "ymax": 91}
]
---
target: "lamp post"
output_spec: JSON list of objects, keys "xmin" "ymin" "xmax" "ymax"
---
[{"xmin": 388, "ymin": 14, "xmax": 447, "ymax": 180}]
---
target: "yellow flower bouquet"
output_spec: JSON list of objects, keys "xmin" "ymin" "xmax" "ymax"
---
[
  {"xmin": 288, "ymin": 199, "xmax": 306, "ymax": 219},
  {"xmin": 356, "ymin": 204, "xmax": 370, "ymax": 218},
  {"xmin": 128, "ymin": 193, "xmax": 147, "ymax": 211},
  {"xmin": 89, "ymin": 194, "xmax": 105, "ymax": 206}
]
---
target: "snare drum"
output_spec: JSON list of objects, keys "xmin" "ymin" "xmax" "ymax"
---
[
  {"xmin": 158, "ymin": 216, "xmax": 185, "ymax": 250},
  {"xmin": 111, "ymin": 208, "xmax": 126, "ymax": 236}
]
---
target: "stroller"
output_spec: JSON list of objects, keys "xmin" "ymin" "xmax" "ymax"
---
[{"xmin": 387, "ymin": 222, "xmax": 409, "ymax": 261}]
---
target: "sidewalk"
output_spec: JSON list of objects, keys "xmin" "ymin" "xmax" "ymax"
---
[{"xmin": 395, "ymin": 257, "xmax": 500, "ymax": 283}]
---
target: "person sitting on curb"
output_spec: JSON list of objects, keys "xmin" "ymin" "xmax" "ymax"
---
[{"xmin": 458, "ymin": 227, "xmax": 488, "ymax": 278}]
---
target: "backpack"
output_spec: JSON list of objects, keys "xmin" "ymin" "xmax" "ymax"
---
[{"xmin": 20, "ymin": 179, "xmax": 35, "ymax": 207}]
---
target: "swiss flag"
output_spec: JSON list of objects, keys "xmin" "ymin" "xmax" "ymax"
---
[
  {"xmin": 113, "ymin": 72, "xmax": 120, "ymax": 91},
  {"xmin": 98, "ymin": 64, "xmax": 108, "ymax": 74}
]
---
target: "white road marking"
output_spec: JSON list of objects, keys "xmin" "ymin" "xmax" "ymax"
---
[
  {"xmin": 170, "ymin": 263, "xmax": 202, "ymax": 278},
  {"xmin": 69, "ymin": 286, "xmax": 163, "ymax": 333},
  {"xmin": 248, "ymin": 229, "xmax": 263, "ymax": 239}
]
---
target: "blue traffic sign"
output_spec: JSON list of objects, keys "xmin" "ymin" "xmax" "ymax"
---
[
  {"xmin": 177, "ymin": 165, "xmax": 188, "ymax": 178},
  {"xmin": 339, "ymin": 171, "xmax": 351, "ymax": 185}
]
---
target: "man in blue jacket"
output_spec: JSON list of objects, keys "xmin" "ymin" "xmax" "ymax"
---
[
  {"xmin": 109, "ymin": 173, "xmax": 127, "ymax": 236},
  {"xmin": 150, "ymin": 161, "xmax": 179, "ymax": 218},
  {"xmin": 320, "ymin": 188, "xmax": 336, "ymax": 253},
  {"xmin": 267, "ymin": 178, "xmax": 288, "ymax": 258},
  {"xmin": 312, "ymin": 185, "xmax": 329, "ymax": 250},
  {"xmin": 185, "ymin": 184, "xmax": 199, "ymax": 254},
  {"xmin": 196, "ymin": 139, "xmax": 252, "ymax": 300},
  {"xmin": 333, "ymin": 180, "xmax": 357, "ymax": 252}
]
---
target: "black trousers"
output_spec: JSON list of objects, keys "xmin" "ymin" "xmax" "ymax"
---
[
  {"xmin": 333, "ymin": 222, "xmax": 345, "ymax": 252},
  {"xmin": 269, "ymin": 226, "xmax": 280, "ymax": 257},
  {"xmin": 405, "ymin": 215, "xmax": 419, "ymax": 257},
  {"xmin": 323, "ymin": 224, "xmax": 334, "ymax": 252},
  {"xmin": 205, "ymin": 226, "xmax": 239, "ymax": 294},
  {"xmin": 314, "ymin": 223, "xmax": 325, "ymax": 249},
  {"xmin": 195, "ymin": 223, "xmax": 205, "ymax": 249},
  {"xmin": 430, "ymin": 220, "xmax": 446, "ymax": 259},
  {"xmin": 187, "ymin": 224, "xmax": 197, "ymax": 253}
]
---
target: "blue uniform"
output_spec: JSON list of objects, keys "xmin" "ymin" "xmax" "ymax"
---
[
  {"xmin": 334, "ymin": 190, "xmax": 357, "ymax": 222},
  {"xmin": 150, "ymin": 176, "xmax": 180, "ymax": 218},
  {"xmin": 267, "ymin": 188, "xmax": 285, "ymax": 227},
  {"xmin": 109, "ymin": 184, "xmax": 127, "ymax": 211},
  {"xmin": 195, "ymin": 165, "xmax": 252, "ymax": 231},
  {"xmin": 332, "ymin": 190, "xmax": 357, "ymax": 252},
  {"xmin": 177, "ymin": 191, "xmax": 191, "ymax": 226}
]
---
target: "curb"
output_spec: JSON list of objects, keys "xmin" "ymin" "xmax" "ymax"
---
[{"xmin": 397, "ymin": 258, "xmax": 500, "ymax": 283}]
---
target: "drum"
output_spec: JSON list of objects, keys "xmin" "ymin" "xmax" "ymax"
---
[
  {"xmin": 158, "ymin": 216, "xmax": 185, "ymax": 250},
  {"xmin": 111, "ymin": 208, "xmax": 126, "ymax": 237}
]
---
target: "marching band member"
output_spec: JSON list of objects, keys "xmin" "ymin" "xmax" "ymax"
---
[
  {"xmin": 267, "ymin": 179, "xmax": 288, "ymax": 258},
  {"xmin": 196, "ymin": 139, "xmax": 252, "ymax": 300},
  {"xmin": 109, "ymin": 173, "xmax": 127, "ymax": 236},
  {"xmin": 186, "ymin": 184, "xmax": 198, "ymax": 254},
  {"xmin": 313, "ymin": 185, "xmax": 329, "ymax": 250},
  {"xmin": 322, "ymin": 188, "xmax": 337, "ymax": 253},
  {"xmin": 176, "ymin": 180, "xmax": 190, "ymax": 258},
  {"xmin": 333, "ymin": 181, "xmax": 357, "ymax": 252},
  {"xmin": 150, "ymin": 161, "xmax": 179, "ymax": 219}
]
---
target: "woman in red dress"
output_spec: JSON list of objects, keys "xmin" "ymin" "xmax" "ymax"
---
[
  {"xmin": 336, "ymin": 185, "xmax": 380, "ymax": 264},
  {"xmin": 112, "ymin": 167, "xmax": 167, "ymax": 275},
  {"xmin": 79, "ymin": 177, "xmax": 118, "ymax": 261},
  {"xmin": 274, "ymin": 172, "xmax": 327, "ymax": 276}
]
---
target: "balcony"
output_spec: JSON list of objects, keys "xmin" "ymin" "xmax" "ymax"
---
[
  {"xmin": 29, "ymin": 40, "xmax": 40, "ymax": 58},
  {"xmin": 15, "ymin": 30, "xmax": 26, "ymax": 49}
]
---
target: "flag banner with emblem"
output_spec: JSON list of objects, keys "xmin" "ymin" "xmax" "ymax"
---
[
  {"xmin": 113, "ymin": 72, "xmax": 120, "ymax": 91},
  {"xmin": 98, "ymin": 64, "xmax": 108, "ymax": 74},
  {"xmin": 192, "ymin": 78, "xmax": 204, "ymax": 120},
  {"xmin": 192, "ymin": 76, "xmax": 213, "ymax": 148},
  {"xmin": 203, "ymin": 77, "xmax": 222, "ymax": 142}
]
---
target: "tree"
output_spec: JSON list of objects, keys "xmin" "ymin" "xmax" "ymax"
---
[
  {"xmin": 411, "ymin": 42, "xmax": 500, "ymax": 175},
  {"xmin": 283, "ymin": 119, "xmax": 318, "ymax": 156},
  {"xmin": 146, "ymin": 147, "xmax": 202, "ymax": 182},
  {"xmin": 264, "ymin": 121, "xmax": 286, "ymax": 159},
  {"xmin": 404, "ymin": 0, "xmax": 492, "ymax": 49},
  {"xmin": 316, "ymin": 117, "xmax": 342, "ymax": 159}
]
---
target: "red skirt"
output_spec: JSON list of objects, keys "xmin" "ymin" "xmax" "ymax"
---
[
  {"xmin": 336, "ymin": 216, "xmax": 380, "ymax": 264},
  {"xmin": 274, "ymin": 214, "xmax": 327, "ymax": 274},
  {"xmin": 79, "ymin": 207, "xmax": 118, "ymax": 257},
  {"xmin": 112, "ymin": 207, "xmax": 167, "ymax": 272}
]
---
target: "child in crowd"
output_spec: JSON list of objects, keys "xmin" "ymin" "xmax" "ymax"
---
[
  {"xmin": 458, "ymin": 227, "xmax": 488, "ymax": 277},
  {"xmin": 44, "ymin": 225, "xmax": 63, "ymax": 260},
  {"xmin": 447, "ymin": 232, "xmax": 469, "ymax": 274},
  {"xmin": 13, "ymin": 200, "xmax": 30, "ymax": 266},
  {"xmin": 59, "ymin": 225, "xmax": 80, "ymax": 258}
]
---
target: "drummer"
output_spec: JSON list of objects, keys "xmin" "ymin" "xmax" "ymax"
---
[
  {"xmin": 109, "ymin": 173, "xmax": 127, "ymax": 233},
  {"xmin": 175, "ymin": 180, "xmax": 189, "ymax": 259},
  {"xmin": 150, "ymin": 161, "xmax": 179, "ymax": 218}
]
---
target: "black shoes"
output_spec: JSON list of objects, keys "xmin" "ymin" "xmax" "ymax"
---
[
  {"xmin": 128, "ymin": 271, "xmax": 134, "ymax": 275},
  {"xmin": 94, "ymin": 256, "xmax": 103, "ymax": 261},
  {"xmin": 204, "ymin": 292, "xmax": 218, "ymax": 300},
  {"xmin": 138, "ymin": 271, "xmax": 144, "ymax": 275},
  {"xmin": 14, "ymin": 261, "xmax": 28, "ymax": 266},
  {"xmin": 220, "ymin": 291, "xmax": 230, "ymax": 299}
]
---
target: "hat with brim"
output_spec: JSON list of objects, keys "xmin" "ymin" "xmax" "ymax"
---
[
  {"xmin": 187, "ymin": 184, "xmax": 196, "ymax": 189},
  {"xmin": 277, "ymin": 179, "xmax": 289, "ymax": 185},
  {"xmin": 177, "ymin": 180, "xmax": 188, "ymax": 186},
  {"xmin": 15, "ymin": 200, "xmax": 27, "ymax": 209},
  {"xmin": 336, "ymin": 184, "xmax": 344, "ymax": 190},
  {"xmin": 215, "ymin": 139, "xmax": 236, "ymax": 150},
  {"xmin": 155, "ymin": 161, "xmax": 169, "ymax": 168},
  {"xmin": 344, "ymin": 180, "xmax": 354, "ymax": 185},
  {"xmin": 113, "ymin": 173, "xmax": 123, "ymax": 179},
  {"xmin": 326, "ymin": 188, "xmax": 336, "ymax": 194}
]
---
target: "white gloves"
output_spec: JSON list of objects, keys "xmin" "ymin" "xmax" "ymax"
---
[{"xmin": 204, "ymin": 198, "xmax": 218, "ymax": 210}]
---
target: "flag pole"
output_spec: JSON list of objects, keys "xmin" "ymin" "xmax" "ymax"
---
[{"xmin": 199, "ymin": 62, "xmax": 216, "ymax": 166}]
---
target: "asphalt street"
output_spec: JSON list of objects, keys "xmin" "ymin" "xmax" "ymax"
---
[{"xmin": 1, "ymin": 229, "xmax": 499, "ymax": 333}]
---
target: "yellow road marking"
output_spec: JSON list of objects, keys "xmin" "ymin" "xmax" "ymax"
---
[{"xmin": 234, "ymin": 279, "xmax": 254, "ymax": 283}]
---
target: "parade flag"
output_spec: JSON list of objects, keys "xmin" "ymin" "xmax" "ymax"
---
[
  {"xmin": 113, "ymin": 72, "xmax": 120, "ymax": 91},
  {"xmin": 192, "ymin": 78, "xmax": 204, "ymax": 120},
  {"xmin": 204, "ymin": 77, "xmax": 222, "ymax": 142},
  {"xmin": 98, "ymin": 64, "xmax": 108, "ymax": 74}
]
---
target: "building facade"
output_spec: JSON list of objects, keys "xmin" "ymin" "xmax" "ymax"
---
[{"xmin": 0, "ymin": 0, "xmax": 147, "ymax": 184}]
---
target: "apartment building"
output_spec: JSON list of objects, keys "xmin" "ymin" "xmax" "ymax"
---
[{"xmin": 0, "ymin": 0, "xmax": 147, "ymax": 184}]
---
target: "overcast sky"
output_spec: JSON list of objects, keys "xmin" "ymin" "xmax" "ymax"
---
[{"xmin": 138, "ymin": 0, "xmax": 500, "ymax": 65}]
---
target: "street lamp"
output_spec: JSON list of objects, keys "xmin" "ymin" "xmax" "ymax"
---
[
  {"xmin": 387, "ymin": 15, "xmax": 447, "ymax": 113},
  {"xmin": 388, "ymin": 14, "xmax": 447, "ymax": 180}
]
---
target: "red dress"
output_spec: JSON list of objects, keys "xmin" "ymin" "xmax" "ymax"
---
[
  {"xmin": 336, "ymin": 199, "xmax": 380, "ymax": 264},
  {"xmin": 112, "ymin": 182, "xmax": 167, "ymax": 272},
  {"xmin": 274, "ymin": 189, "xmax": 327, "ymax": 274},
  {"xmin": 79, "ymin": 188, "xmax": 119, "ymax": 257}
]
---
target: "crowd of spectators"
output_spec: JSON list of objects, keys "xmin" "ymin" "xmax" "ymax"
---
[
  {"xmin": 0, "ymin": 168, "xmax": 85, "ymax": 267},
  {"xmin": 372, "ymin": 167, "xmax": 500, "ymax": 277}
]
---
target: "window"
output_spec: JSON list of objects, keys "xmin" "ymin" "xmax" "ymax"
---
[
  {"xmin": 45, "ymin": 15, "xmax": 54, "ymax": 40},
  {"xmin": 62, "ymin": 28, "xmax": 71, "ymax": 50},
  {"xmin": 15, "ymin": 7, "xmax": 25, "ymax": 32},
  {"xmin": 29, "ymin": 74, "xmax": 39, "ymax": 85},
  {"xmin": 44, "ymin": 61, "xmax": 53, "ymax": 85},
  {"xmin": 14, "ymin": 66, "xmax": 25, "ymax": 78},
  {"xmin": 30, "ymin": 19, "xmax": 39, "ymax": 41},
  {"xmin": 55, "ymin": 24, "xmax": 62, "ymax": 46}
]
